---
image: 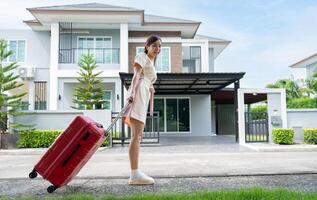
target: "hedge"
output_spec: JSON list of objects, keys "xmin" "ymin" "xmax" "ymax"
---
[
  {"xmin": 272, "ymin": 128, "xmax": 294, "ymax": 144},
  {"xmin": 287, "ymin": 97, "xmax": 317, "ymax": 108},
  {"xmin": 303, "ymin": 128, "xmax": 317, "ymax": 144},
  {"xmin": 17, "ymin": 129, "xmax": 109, "ymax": 148}
]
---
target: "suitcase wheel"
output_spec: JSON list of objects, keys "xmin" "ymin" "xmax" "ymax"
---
[
  {"xmin": 47, "ymin": 185, "xmax": 57, "ymax": 193},
  {"xmin": 29, "ymin": 169, "xmax": 38, "ymax": 179}
]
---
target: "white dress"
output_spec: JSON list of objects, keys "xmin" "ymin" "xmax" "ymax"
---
[{"xmin": 122, "ymin": 53, "xmax": 157, "ymax": 126}]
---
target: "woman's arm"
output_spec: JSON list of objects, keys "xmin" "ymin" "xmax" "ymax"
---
[{"xmin": 127, "ymin": 63, "xmax": 142, "ymax": 102}]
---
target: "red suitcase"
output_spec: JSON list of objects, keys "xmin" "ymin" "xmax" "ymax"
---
[{"xmin": 29, "ymin": 102, "xmax": 130, "ymax": 193}]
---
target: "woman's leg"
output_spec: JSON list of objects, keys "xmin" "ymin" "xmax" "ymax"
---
[
  {"xmin": 128, "ymin": 117, "xmax": 144, "ymax": 170},
  {"xmin": 128, "ymin": 117, "xmax": 154, "ymax": 185}
]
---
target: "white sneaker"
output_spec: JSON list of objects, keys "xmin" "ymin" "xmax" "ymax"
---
[{"xmin": 128, "ymin": 170, "xmax": 155, "ymax": 185}]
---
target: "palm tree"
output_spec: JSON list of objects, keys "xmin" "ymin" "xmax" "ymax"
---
[{"xmin": 266, "ymin": 79, "xmax": 302, "ymax": 100}]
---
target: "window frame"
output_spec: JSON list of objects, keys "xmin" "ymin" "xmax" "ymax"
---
[
  {"xmin": 153, "ymin": 97, "xmax": 191, "ymax": 133},
  {"xmin": 3, "ymin": 39, "xmax": 27, "ymax": 63},
  {"xmin": 77, "ymin": 36, "xmax": 112, "ymax": 64}
]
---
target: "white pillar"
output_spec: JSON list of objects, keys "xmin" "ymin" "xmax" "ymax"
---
[
  {"xmin": 201, "ymin": 40, "xmax": 209, "ymax": 72},
  {"xmin": 28, "ymin": 81, "xmax": 35, "ymax": 110},
  {"xmin": 238, "ymin": 89, "xmax": 246, "ymax": 144},
  {"xmin": 115, "ymin": 78, "xmax": 121, "ymax": 112},
  {"xmin": 280, "ymin": 89, "xmax": 287, "ymax": 128},
  {"xmin": 120, "ymin": 23, "xmax": 129, "ymax": 72},
  {"xmin": 49, "ymin": 23, "xmax": 59, "ymax": 110}
]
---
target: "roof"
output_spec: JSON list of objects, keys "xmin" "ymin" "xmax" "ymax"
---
[
  {"xmin": 119, "ymin": 72, "xmax": 245, "ymax": 95},
  {"xmin": 24, "ymin": 3, "xmax": 201, "ymax": 38},
  {"xmin": 195, "ymin": 34, "xmax": 231, "ymax": 43},
  {"xmin": 289, "ymin": 53, "xmax": 317, "ymax": 68},
  {"xmin": 27, "ymin": 3, "xmax": 142, "ymax": 12},
  {"xmin": 144, "ymin": 14, "xmax": 200, "ymax": 23}
]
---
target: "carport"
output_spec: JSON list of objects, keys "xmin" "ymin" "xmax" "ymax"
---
[{"xmin": 119, "ymin": 72, "xmax": 245, "ymax": 143}]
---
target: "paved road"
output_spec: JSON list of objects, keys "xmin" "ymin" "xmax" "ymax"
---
[
  {"xmin": 1, "ymin": 174, "xmax": 317, "ymax": 197},
  {"xmin": 0, "ymin": 148, "xmax": 316, "ymax": 179},
  {"xmin": 1, "ymin": 141, "xmax": 317, "ymax": 197}
]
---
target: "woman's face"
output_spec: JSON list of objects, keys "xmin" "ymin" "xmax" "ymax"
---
[{"xmin": 146, "ymin": 40, "xmax": 162, "ymax": 58}]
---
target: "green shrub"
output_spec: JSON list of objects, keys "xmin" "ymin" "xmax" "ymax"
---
[
  {"xmin": 287, "ymin": 97, "xmax": 317, "ymax": 108},
  {"xmin": 251, "ymin": 104, "xmax": 267, "ymax": 113},
  {"xmin": 17, "ymin": 130, "xmax": 63, "ymax": 148},
  {"xmin": 272, "ymin": 128, "xmax": 294, "ymax": 144},
  {"xmin": 18, "ymin": 129, "xmax": 110, "ymax": 148},
  {"xmin": 303, "ymin": 128, "xmax": 317, "ymax": 144}
]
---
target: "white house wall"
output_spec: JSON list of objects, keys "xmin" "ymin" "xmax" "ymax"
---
[
  {"xmin": 287, "ymin": 109, "xmax": 317, "ymax": 128},
  {"xmin": 57, "ymin": 77, "xmax": 121, "ymax": 111},
  {"xmin": 306, "ymin": 63, "xmax": 317, "ymax": 78}
]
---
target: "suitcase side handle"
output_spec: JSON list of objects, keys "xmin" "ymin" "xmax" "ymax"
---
[{"xmin": 62, "ymin": 144, "xmax": 81, "ymax": 167}]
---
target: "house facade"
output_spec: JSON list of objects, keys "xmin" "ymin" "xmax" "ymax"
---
[
  {"xmin": 289, "ymin": 53, "xmax": 317, "ymax": 79},
  {"xmin": 0, "ymin": 3, "xmax": 247, "ymax": 138}
]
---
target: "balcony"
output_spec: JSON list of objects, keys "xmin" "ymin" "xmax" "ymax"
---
[{"xmin": 59, "ymin": 48, "xmax": 120, "ymax": 64}]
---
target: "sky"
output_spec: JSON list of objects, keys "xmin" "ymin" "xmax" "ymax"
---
[{"xmin": 1, "ymin": 0, "xmax": 316, "ymax": 88}]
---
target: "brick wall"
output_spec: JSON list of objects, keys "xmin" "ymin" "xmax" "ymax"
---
[{"xmin": 128, "ymin": 42, "xmax": 182, "ymax": 73}]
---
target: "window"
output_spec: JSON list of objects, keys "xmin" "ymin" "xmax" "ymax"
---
[
  {"xmin": 94, "ymin": 90, "xmax": 112, "ymax": 110},
  {"xmin": 182, "ymin": 46, "xmax": 201, "ymax": 73},
  {"xmin": 4, "ymin": 40, "xmax": 26, "ymax": 62},
  {"xmin": 149, "ymin": 98, "xmax": 190, "ymax": 132},
  {"xmin": 34, "ymin": 81, "xmax": 47, "ymax": 110},
  {"xmin": 136, "ymin": 47, "xmax": 171, "ymax": 72},
  {"xmin": 102, "ymin": 90, "xmax": 112, "ymax": 110},
  {"xmin": 77, "ymin": 37, "xmax": 112, "ymax": 64}
]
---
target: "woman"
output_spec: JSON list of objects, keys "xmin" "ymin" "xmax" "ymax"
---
[{"xmin": 122, "ymin": 35, "xmax": 161, "ymax": 185}]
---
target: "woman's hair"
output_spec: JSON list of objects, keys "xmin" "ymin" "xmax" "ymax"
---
[{"xmin": 144, "ymin": 35, "xmax": 162, "ymax": 54}]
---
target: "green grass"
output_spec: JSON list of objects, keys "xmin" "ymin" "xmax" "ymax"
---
[{"xmin": 1, "ymin": 188, "xmax": 317, "ymax": 200}]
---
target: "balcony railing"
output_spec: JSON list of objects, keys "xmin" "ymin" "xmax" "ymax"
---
[{"xmin": 59, "ymin": 48, "xmax": 120, "ymax": 64}]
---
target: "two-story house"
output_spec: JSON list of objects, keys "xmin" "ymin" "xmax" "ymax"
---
[
  {"xmin": 0, "ymin": 3, "xmax": 247, "ymax": 138},
  {"xmin": 289, "ymin": 53, "xmax": 317, "ymax": 79}
]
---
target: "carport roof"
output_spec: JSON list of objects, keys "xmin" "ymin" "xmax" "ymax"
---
[{"xmin": 119, "ymin": 72, "xmax": 245, "ymax": 95}]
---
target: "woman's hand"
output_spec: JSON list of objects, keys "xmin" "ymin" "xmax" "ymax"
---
[
  {"xmin": 150, "ymin": 85, "xmax": 155, "ymax": 94},
  {"xmin": 127, "ymin": 96, "xmax": 133, "ymax": 103}
]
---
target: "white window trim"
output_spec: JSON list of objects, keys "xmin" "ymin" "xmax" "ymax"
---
[
  {"xmin": 77, "ymin": 36, "xmax": 112, "ymax": 63},
  {"xmin": 154, "ymin": 97, "xmax": 191, "ymax": 133},
  {"xmin": 3, "ymin": 39, "xmax": 27, "ymax": 63},
  {"xmin": 136, "ymin": 46, "xmax": 171, "ymax": 72},
  {"xmin": 103, "ymin": 90, "xmax": 112, "ymax": 110}
]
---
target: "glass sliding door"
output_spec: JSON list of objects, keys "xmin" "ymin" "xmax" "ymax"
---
[
  {"xmin": 166, "ymin": 99, "xmax": 178, "ymax": 132},
  {"xmin": 178, "ymin": 99, "xmax": 190, "ymax": 131},
  {"xmin": 154, "ymin": 98, "xmax": 165, "ymax": 132}
]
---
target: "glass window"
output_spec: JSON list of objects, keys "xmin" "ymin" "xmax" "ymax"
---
[
  {"xmin": 4, "ymin": 40, "xmax": 26, "ymax": 62},
  {"xmin": 34, "ymin": 81, "xmax": 47, "ymax": 110},
  {"xmin": 77, "ymin": 37, "xmax": 112, "ymax": 64},
  {"xmin": 9, "ymin": 41, "xmax": 17, "ymax": 62},
  {"xmin": 182, "ymin": 46, "xmax": 201, "ymax": 73},
  {"xmin": 136, "ymin": 47, "xmax": 170, "ymax": 72},
  {"xmin": 103, "ymin": 91, "xmax": 112, "ymax": 110},
  {"xmin": 17, "ymin": 40, "xmax": 25, "ymax": 62}
]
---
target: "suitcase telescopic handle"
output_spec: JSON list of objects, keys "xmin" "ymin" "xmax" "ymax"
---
[{"xmin": 104, "ymin": 101, "xmax": 132, "ymax": 136}]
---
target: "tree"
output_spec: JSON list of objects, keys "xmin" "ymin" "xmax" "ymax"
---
[
  {"xmin": 266, "ymin": 79, "xmax": 302, "ymax": 100},
  {"xmin": 72, "ymin": 54, "xmax": 106, "ymax": 110},
  {"xmin": 0, "ymin": 39, "xmax": 34, "ymax": 134}
]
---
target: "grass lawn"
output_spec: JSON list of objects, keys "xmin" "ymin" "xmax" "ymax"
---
[{"xmin": 1, "ymin": 187, "xmax": 317, "ymax": 200}]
